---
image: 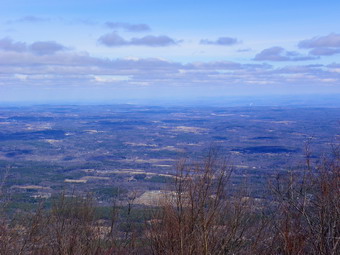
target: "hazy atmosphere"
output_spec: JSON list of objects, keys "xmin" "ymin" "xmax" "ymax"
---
[
  {"xmin": 1, "ymin": 2, "xmax": 340, "ymax": 254},
  {"xmin": 1, "ymin": 0, "xmax": 340, "ymax": 103}
]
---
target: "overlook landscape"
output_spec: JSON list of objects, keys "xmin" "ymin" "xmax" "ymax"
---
[
  {"xmin": 0, "ymin": 104, "xmax": 339, "ymax": 207},
  {"xmin": 0, "ymin": 1, "xmax": 339, "ymax": 254}
]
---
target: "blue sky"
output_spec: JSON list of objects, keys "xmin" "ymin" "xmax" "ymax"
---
[{"xmin": 1, "ymin": 0, "xmax": 340, "ymax": 103}]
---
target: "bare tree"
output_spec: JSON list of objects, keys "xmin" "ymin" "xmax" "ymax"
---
[
  {"xmin": 270, "ymin": 148, "xmax": 340, "ymax": 255},
  {"xmin": 148, "ymin": 152, "xmax": 258, "ymax": 255}
]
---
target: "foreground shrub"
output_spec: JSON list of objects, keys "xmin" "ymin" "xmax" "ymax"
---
[{"xmin": 147, "ymin": 152, "xmax": 261, "ymax": 255}]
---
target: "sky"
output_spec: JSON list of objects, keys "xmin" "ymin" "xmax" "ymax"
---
[{"xmin": 0, "ymin": 0, "xmax": 340, "ymax": 103}]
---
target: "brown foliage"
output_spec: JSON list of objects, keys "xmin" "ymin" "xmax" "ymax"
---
[
  {"xmin": 147, "ymin": 152, "xmax": 260, "ymax": 255},
  {"xmin": 0, "ymin": 148, "xmax": 339, "ymax": 254},
  {"xmin": 268, "ymin": 148, "xmax": 340, "ymax": 255}
]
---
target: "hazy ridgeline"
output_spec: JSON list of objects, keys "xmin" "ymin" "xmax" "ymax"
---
[{"xmin": 0, "ymin": 148, "xmax": 339, "ymax": 255}]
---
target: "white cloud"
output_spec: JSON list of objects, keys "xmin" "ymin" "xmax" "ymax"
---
[
  {"xmin": 254, "ymin": 47, "xmax": 316, "ymax": 61},
  {"xmin": 93, "ymin": 75, "xmax": 131, "ymax": 83},
  {"xmin": 0, "ymin": 49, "xmax": 338, "ymax": 89},
  {"xmin": 200, "ymin": 37, "xmax": 239, "ymax": 46},
  {"xmin": 299, "ymin": 33, "xmax": 340, "ymax": 56},
  {"xmin": 98, "ymin": 32, "xmax": 178, "ymax": 47},
  {"xmin": 105, "ymin": 22, "xmax": 151, "ymax": 32},
  {"xmin": 0, "ymin": 37, "xmax": 66, "ymax": 55}
]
